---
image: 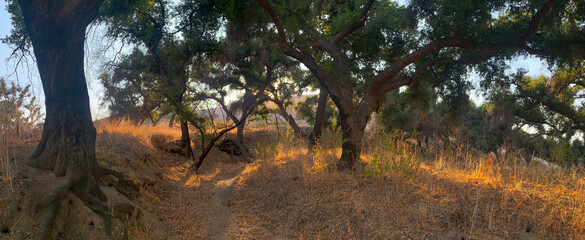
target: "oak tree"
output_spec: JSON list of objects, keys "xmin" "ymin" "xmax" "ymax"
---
[
  {"xmin": 5, "ymin": 0, "xmax": 140, "ymax": 238},
  {"xmin": 256, "ymin": 0, "xmax": 569, "ymax": 168}
]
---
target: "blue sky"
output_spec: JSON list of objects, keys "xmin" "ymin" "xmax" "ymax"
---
[
  {"xmin": 0, "ymin": 1, "xmax": 43, "ymax": 99},
  {"xmin": 0, "ymin": 2, "xmax": 552, "ymax": 120}
]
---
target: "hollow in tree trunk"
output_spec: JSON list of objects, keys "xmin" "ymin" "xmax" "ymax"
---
[{"xmin": 19, "ymin": 0, "xmax": 137, "ymax": 238}]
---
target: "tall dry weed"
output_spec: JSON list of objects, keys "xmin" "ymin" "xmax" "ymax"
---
[
  {"xmin": 0, "ymin": 140, "xmax": 13, "ymax": 186},
  {"xmin": 0, "ymin": 128, "xmax": 18, "ymax": 188}
]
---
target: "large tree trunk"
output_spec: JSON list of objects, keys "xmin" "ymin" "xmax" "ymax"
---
[
  {"xmin": 179, "ymin": 120, "xmax": 193, "ymax": 158},
  {"xmin": 336, "ymin": 88, "xmax": 370, "ymax": 169},
  {"xmin": 236, "ymin": 118, "xmax": 246, "ymax": 144},
  {"xmin": 338, "ymin": 114, "xmax": 366, "ymax": 169},
  {"xmin": 24, "ymin": 0, "xmax": 100, "ymax": 178},
  {"xmin": 309, "ymin": 85, "xmax": 328, "ymax": 148},
  {"xmin": 19, "ymin": 1, "xmax": 138, "ymax": 238}
]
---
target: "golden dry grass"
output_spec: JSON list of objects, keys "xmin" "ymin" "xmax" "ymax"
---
[
  {"xmin": 218, "ymin": 126, "xmax": 584, "ymax": 239},
  {"xmin": 90, "ymin": 119, "xmax": 585, "ymax": 239},
  {"xmin": 95, "ymin": 118, "xmax": 183, "ymax": 148},
  {"xmin": 6, "ymin": 119, "xmax": 580, "ymax": 239}
]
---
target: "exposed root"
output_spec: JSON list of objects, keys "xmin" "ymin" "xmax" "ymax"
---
[
  {"xmin": 88, "ymin": 195, "xmax": 109, "ymax": 211},
  {"xmin": 217, "ymin": 137, "xmax": 253, "ymax": 159},
  {"xmin": 39, "ymin": 200, "xmax": 59, "ymax": 240},
  {"xmin": 35, "ymin": 171, "xmax": 80, "ymax": 240},
  {"xmin": 87, "ymin": 204, "xmax": 113, "ymax": 237},
  {"xmin": 35, "ymin": 173, "xmax": 78, "ymax": 211},
  {"xmin": 97, "ymin": 166, "xmax": 140, "ymax": 199},
  {"xmin": 34, "ymin": 164, "xmax": 140, "ymax": 239},
  {"xmin": 112, "ymin": 202, "xmax": 138, "ymax": 220}
]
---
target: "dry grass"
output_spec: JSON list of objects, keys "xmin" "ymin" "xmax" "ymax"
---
[
  {"xmin": 416, "ymin": 138, "xmax": 585, "ymax": 238},
  {"xmin": 0, "ymin": 116, "xmax": 580, "ymax": 239},
  {"xmin": 69, "ymin": 120, "xmax": 585, "ymax": 239},
  {"xmin": 95, "ymin": 118, "xmax": 183, "ymax": 148},
  {"xmin": 0, "ymin": 127, "xmax": 31, "ymax": 189},
  {"xmin": 219, "ymin": 128, "xmax": 585, "ymax": 239}
]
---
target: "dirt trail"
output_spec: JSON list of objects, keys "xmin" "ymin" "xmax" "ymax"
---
[
  {"xmin": 206, "ymin": 172, "xmax": 240, "ymax": 239},
  {"xmin": 158, "ymin": 159, "xmax": 247, "ymax": 240}
]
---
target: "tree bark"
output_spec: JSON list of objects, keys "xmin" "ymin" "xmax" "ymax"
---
[
  {"xmin": 168, "ymin": 113, "xmax": 176, "ymax": 128},
  {"xmin": 309, "ymin": 85, "xmax": 328, "ymax": 148},
  {"xmin": 275, "ymin": 102, "xmax": 303, "ymax": 137},
  {"xmin": 236, "ymin": 118, "xmax": 246, "ymax": 144},
  {"xmin": 179, "ymin": 120, "xmax": 193, "ymax": 158},
  {"xmin": 338, "ymin": 113, "xmax": 367, "ymax": 169},
  {"xmin": 24, "ymin": 0, "xmax": 101, "ymax": 177},
  {"xmin": 17, "ymin": 0, "xmax": 138, "ymax": 238}
]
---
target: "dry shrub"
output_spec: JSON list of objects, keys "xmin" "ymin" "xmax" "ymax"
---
[
  {"xmin": 0, "ymin": 129, "xmax": 16, "ymax": 187},
  {"xmin": 0, "ymin": 125, "xmax": 36, "ymax": 188}
]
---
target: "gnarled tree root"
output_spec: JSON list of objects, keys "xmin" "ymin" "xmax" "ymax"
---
[
  {"xmin": 34, "ymin": 165, "xmax": 139, "ymax": 240},
  {"xmin": 97, "ymin": 166, "xmax": 140, "ymax": 199}
]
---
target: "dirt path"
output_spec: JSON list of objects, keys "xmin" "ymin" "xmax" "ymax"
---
[
  {"xmin": 206, "ymin": 172, "xmax": 240, "ymax": 239},
  {"xmin": 156, "ymin": 160, "xmax": 246, "ymax": 240}
]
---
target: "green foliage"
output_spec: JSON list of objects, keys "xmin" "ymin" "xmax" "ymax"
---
[
  {"xmin": 1, "ymin": 1, "xmax": 30, "ymax": 54},
  {"xmin": 377, "ymin": 61, "xmax": 585, "ymax": 165},
  {"xmin": 510, "ymin": 64, "xmax": 585, "ymax": 165},
  {"xmin": 516, "ymin": 64, "xmax": 585, "ymax": 136},
  {"xmin": 295, "ymin": 94, "xmax": 337, "ymax": 127},
  {"xmin": 99, "ymin": 0, "xmax": 225, "ymax": 130},
  {"xmin": 99, "ymin": 48, "xmax": 166, "ymax": 123},
  {"xmin": 380, "ymin": 80, "xmax": 436, "ymax": 135},
  {"xmin": 364, "ymin": 131, "xmax": 419, "ymax": 181}
]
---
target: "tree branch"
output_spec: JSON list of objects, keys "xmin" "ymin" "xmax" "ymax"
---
[
  {"xmin": 330, "ymin": 0, "xmax": 375, "ymax": 45},
  {"xmin": 255, "ymin": 0, "xmax": 342, "ymax": 97},
  {"xmin": 519, "ymin": 0, "xmax": 557, "ymax": 43}
]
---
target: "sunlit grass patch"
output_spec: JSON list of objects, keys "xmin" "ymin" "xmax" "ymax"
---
[
  {"xmin": 95, "ymin": 118, "xmax": 182, "ymax": 149},
  {"xmin": 240, "ymin": 126, "xmax": 585, "ymax": 238}
]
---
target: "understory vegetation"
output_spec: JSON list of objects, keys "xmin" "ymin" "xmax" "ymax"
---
[{"xmin": 4, "ymin": 119, "xmax": 583, "ymax": 239}]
